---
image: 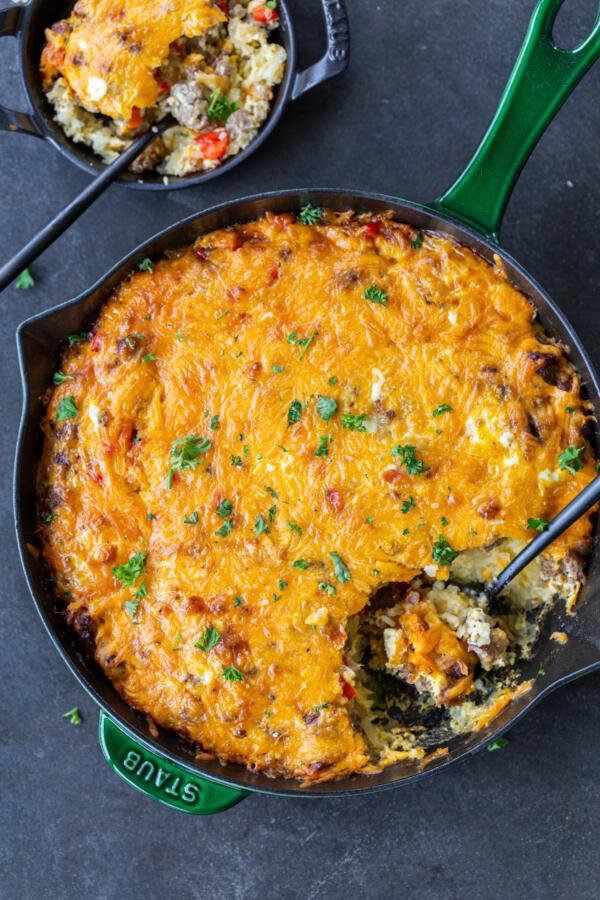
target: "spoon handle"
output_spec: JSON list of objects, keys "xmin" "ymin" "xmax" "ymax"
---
[
  {"xmin": 489, "ymin": 472, "xmax": 600, "ymax": 597},
  {"xmin": 0, "ymin": 127, "xmax": 159, "ymax": 293}
]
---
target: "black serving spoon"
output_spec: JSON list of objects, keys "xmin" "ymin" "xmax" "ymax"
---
[
  {"xmin": 0, "ymin": 118, "xmax": 173, "ymax": 293},
  {"xmin": 455, "ymin": 474, "xmax": 600, "ymax": 601}
]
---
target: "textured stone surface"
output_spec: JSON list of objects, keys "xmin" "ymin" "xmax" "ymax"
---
[{"xmin": 1, "ymin": 1, "xmax": 600, "ymax": 897}]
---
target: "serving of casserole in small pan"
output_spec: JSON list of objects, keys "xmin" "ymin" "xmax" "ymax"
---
[
  {"xmin": 14, "ymin": 0, "xmax": 600, "ymax": 812},
  {"xmin": 1, "ymin": 0, "xmax": 349, "ymax": 188}
]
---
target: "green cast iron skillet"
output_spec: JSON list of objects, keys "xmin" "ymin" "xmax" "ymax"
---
[{"xmin": 14, "ymin": 0, "xmax": 600, "ymax": 813}]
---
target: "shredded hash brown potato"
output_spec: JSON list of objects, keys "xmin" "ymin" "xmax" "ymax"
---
[
  {"xmin": 40, "ymin": 1, "xmax": 286, "ymax": 176},
  {"xmin": 37, "ymin": 210, "xmax": 597, "ymax": 782}
]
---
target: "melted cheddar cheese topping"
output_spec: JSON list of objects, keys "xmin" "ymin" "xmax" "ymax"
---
[
  {"xmin": 42, "ymin": 0, "xmax": 225, "ymax": 120},
  {"xmin": 38, "ymin": 211, "xmax": 596, "ymax": 782}
]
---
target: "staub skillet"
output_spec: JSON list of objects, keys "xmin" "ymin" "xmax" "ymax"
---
[{"xmin": 14, "ymin": 0, "xmax": 600, "ymax": 814}]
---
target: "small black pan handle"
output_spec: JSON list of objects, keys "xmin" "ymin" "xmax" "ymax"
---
[
  {"xmin": 292, "ymin": 0, "xmax": 350, "ymax": 100},
  {"xmin": 0, "ymin": 6, "xmax": 43, "ymax": 137},
  {"xmin": 0, "ymin": 125, "xmax": 162, "ymax": 292}
]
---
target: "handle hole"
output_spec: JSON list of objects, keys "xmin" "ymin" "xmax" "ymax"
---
[{"xmin": 552, "ymin": 0, "xmax": 598, "ymax": 49}]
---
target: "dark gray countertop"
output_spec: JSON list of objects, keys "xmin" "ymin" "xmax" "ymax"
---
[{"xmin": 1, "ymin": 1, "xmax": 600, "ymax": 897}]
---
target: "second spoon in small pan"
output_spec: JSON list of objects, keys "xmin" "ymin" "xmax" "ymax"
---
[{"xmin": 0, "ymin": 117, "xmax": 173, "ymax": 293}]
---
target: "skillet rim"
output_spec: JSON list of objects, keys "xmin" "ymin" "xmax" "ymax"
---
[{"xmin": 14, "ymin": 187, "xmax": 600, "ymax": 797}]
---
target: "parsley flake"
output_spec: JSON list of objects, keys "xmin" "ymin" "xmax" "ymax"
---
[
  {"xmin": 527, "ymin": 517, "xmax": 550, "ymax": 532},
  {"xmin": 255, "ymin": 515, "xmax": 270, "ymax": 536},
  {"xmin": 53, "ymin": 371, "xmax": 73, "ymax": 386},
  {"xmin": 329, "ymin": 551, "xmax": 351, "ymax": 583},
  {"xmin": 411, "ymin": 232, "xmax": 424, "ymax": 250},
  {"xmin": 342, "ymin": 413, "xmax": 367, "ymax": 432},
  {"xmin": 287, "ymin": 521, "xmax": 302, "ymax": 536},
  {"xmin": 272, "ymin": 365, "xmax": 284, "ymax": 373},
  {"xmin": 230, "ymin": 454, "xmax": 243, "ymax": 467},
  {"xmin": 401, "ymin": 496, "xmax": 415, "ymax": 514},
  {"xmin": 319, "ymin": 581, "xmax": 336, "ymax": 596},
  {"xmin": 15, "ymin": 267, "xmax": 35, "ymax": 289},
  {"xmin": 316, "ymin": 395, "xmax": 337, "ymax": 421},
  {"xmin": 210, "ymin": 414, "xmax": 220, "ymax": 431},
  {"xmin": 432, "ymin": 535, "xmax": 457, "ymax": 566},
  {"xmin": 433, "ymin": 404, "xmax": 453, "ymax": 417},
  {"xmin": 222, "ymin": 664, "xmax": 244, "ymax": 682},
  {"xmin": 167, "ymin": 435, "xmax": 211, "ymax": 488},
  {"xmin": 142, "ymin": 353, "xmax": 157, "ymax": 363},
  {"xmin": 391, "ymin": 444, "xmax": 430, "ymax": 475},
  {"xmin": 183, "ymin": 511, "xmax": 199, "ymax": 525},
  {"xmin": 488, "ymin": 737, "xmax": 509, "ymax": 752},
  {"xmin": 195, "ymin": 626, "xmax": 222, "ymax": 652},
  {"xmin": 125, "ymin": 599, "xmax": 140, "ymax": 619},
  {"xmin": 293, "ymin": 559, "xmax": 309, "ymax": 570},
  {"xmin": 266, "ymin": 486, "xmax": 278, "ymax": 499},
  {"xmin": 56, "ymin": 396, "xmax": 78, "ymax": 422},
  {"xmin": 328, "ymin": 376, "xmax": 338, "ymax": 386},
  {"xmin": 68, "ymin": 333, "xmax": 88, "ymax": 347},
  {"xmin": 113, "ymin": 551, "xmax": 147, "ymax": 588},
  {"xmin": 207, "ymin": 88, "xmax": 238, "ymax": 122},
  {"xmin": 558, "ymin": 446, "xmax": 584, "ymax": 474},
  {"xmin": 62, "ymin": 707, "xmax": 82, "ymax": 725},
  {"xmin": 315, "ymin": 434, "xmax": 331, "ymax": 457},
  {"xmin": 138, "ymin": 258, "xmax": 154, "ymax": 273},
  {"xmin": 298, "ymin": 203, "xmax": 322, "ymax": 225},
  {"xmin": 287, "ymin": 400, "xmax": 302, "ymax": 426},
  {"xmin": 363, "ymin": 284, "xmax": 389, "ymax": 305},
  {"xmin": 233, "ymin": 596, "xmax": 243, "ymax": 607}
]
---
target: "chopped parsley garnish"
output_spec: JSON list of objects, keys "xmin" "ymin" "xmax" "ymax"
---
[
  {"xmin": 328, "ymin": 376, "xmax": 338, "ymax": 386},
  {"xmin": 288, "ymin": 330, "xmax": 318, "ymax": 359},
  {"xmin": 266, "ymin": 486, "xmax": 278, "ymax": 499},
  {"xmin": 56, "ymin": 396, "xmax": 78, "ymax": 422},
  {"xmin": 411, "ymin": 232, "xmax": 424, "ymax": 250},
  {"xmin": 15, "ymin": 267, "xmax": 35, "ymax": 289},
  {"xmin": 233, "ymin": 596, "xmax": 243, "ymax": 607},
  {"xmin": 487, "ymin": 737, "xmax": 509, "ymax": 752},
  {"xmin": 255, "ymin": 515, "xmax": 270, "ymax": 536},
  {"xmin": 142, "ymin": 353, "xmax": 157, "ymax": 362},
  {"xmin": 265, "ymin": 0, "xmax": 278, "ymax": 8},
  {"xmin": 312, "ymin": 701, "xmax": 330, "ymax": 713},
  {"xmin": 319, "ymin": 581, "xmax": 336, "ymax": 596},
  {"xmin": 272, "ymin": 365, "xmax": 284, "ymax": 373},
  {"xmin": 62, "ymin": 707, "xmax": 82, "ymax": 725},
  {"xmin": 363, "ymin": 284, "xmax": 389, "ymax": 305},
  {"xmin": 217, "ymin": 499, "xmax": 233, "ymax": 518},
  {"xmin": 183, "ymin": 511, "xmax": 199, "ymax": 525},
  {"xmin": 68, "ymin": 333, "xmax": 88, "ymax": 347},
  {"xmin": 527, "ymin": 517, "xmax": 550, "ymax": 532},
  {"xmin": 293, "ymin": 559, "xmax": 309, "ymax": 570},
  {"xmin": 566, "ymin": 406, "xmax": 575, "ymax": 414},
  {"xmin": 316, "ymin": 395, "xmax": 337, "ymax": 421},
  {"xmin": 342, "ymin": 413, "xmax": 367, "ymax": 432},
  {"xmin": 210, "ymin": 414, "xmax": 220, "ymax": 431},
  {"xmin": 287, "ymin": 399, "xmax": 302, "ymax": 426},
  {"xmin": 147, "ymin": 512, "xmax": 156, "ymax": 521},
  {"xmin": 207, "ymin": 88, "xmax": 238, "ymax": 122},
  {"xmin": 365, "ymin": 515, "xmax": 374, "ymax": 524},
  {"xmin": 298, "ymin": 203, "xmax": 322, "ymax": 225},
  {"xmin": 138, "ymin": 258, "xmax": 154, "ymax": 273},
  {"xmin": 195, "ymin": 626, "xmax": 222, "ymax": 652},
  {"xmin": 314, "ymin": 434, "xmax": 331, "ymax": 457},
  {"xmin": 329, "ymin": 551, "xmax": 351, "ymax": 583},
  {"xmin": 268, "ymin": 505, "xmax": 277, "ymax": 523},
  {"xmin": 125, "ymin": 599, "xmax": 140, "ymax": 619},
  {"xmin": 53, "ymin": 371, "xmax": 73, "ymax": 386},
  {"xmin": 391, "ymin": 444, "xmax": 430, "ymax": 475},
  {"xmin": 167, "ymin": 435, "xmax": 211, "ymax": 488},
  {"xmin": 44, "ymin": 512, "xmax": 58, "ymax": 525},
  {"xmin": 222, "ymin": 664, "xmax": 244, "ymax": 682},
  {"xmin": 230, "ymin": 454, "xmax": 243, "ymax": 467},
  {"xmin": 287, "ymin": 521, "xmax": 302, "ymax": 536},
  {"xmin": 279, "ymin": 579, "xmax": 288, "ymax": 590},
  {"xmin": 538, "ymin": 667, "xmax": 546, "ymax": 676},
  {"xmin": 401, "ymin": 496, "xmax": 415, "ymax": 514},
  {"xmin": 215, "ymin": 518, "xmax": 234, "ymax": 538},
  {"xmin": 134, "ymin": 581, "xmax": 147, "ymax": 600},
  {"xmin": 433, "ymin": 404, "xmax": 453, "ymax": 417},
  {"xmin": 558, "ymin": 446, "xmax": 584, "ymax": 474},
  {"xmin": 432, "ymin": 535, "xmax": 457, "ymax": 566},
  {"xmin": 112, "ymin": 550, "xmax": 147, "ymax": 587},
  {"xmin": 175, "ymin": 333, "xmax": 189, "ymax": 340}
]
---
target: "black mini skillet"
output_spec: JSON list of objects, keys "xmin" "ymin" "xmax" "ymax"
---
[
  {"xmin": 0, "ymin": 0, "xmax": 349, "ymax": 288},
  {"xmin": 13, "ymin": 0, "xmax": 600, "ymax": 813}
]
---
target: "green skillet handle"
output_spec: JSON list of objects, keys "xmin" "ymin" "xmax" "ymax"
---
[
  {"xmin": 432, "ymin": 0, "xmax": 600, "ymax": 240},
  {"xmin": 98, "ymin": 712, "xmax": 248, "ymax": 814}
]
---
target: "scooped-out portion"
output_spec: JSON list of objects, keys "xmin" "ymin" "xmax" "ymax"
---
[
  {"xmin": 40, "ymin": 1, "xmax": 286, "ymax": 177},
  {"xmin": 347, "ymin": 538, "xmax": 577, "ymax": 767}
]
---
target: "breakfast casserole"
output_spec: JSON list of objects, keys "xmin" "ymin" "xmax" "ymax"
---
[
  {"xmin": 38, "ymin": 208, "xmax": 597, "ymax": 782},
  {"xmin": 40, "ymin": 0, "xmax": 286, "ymax": 176}
]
